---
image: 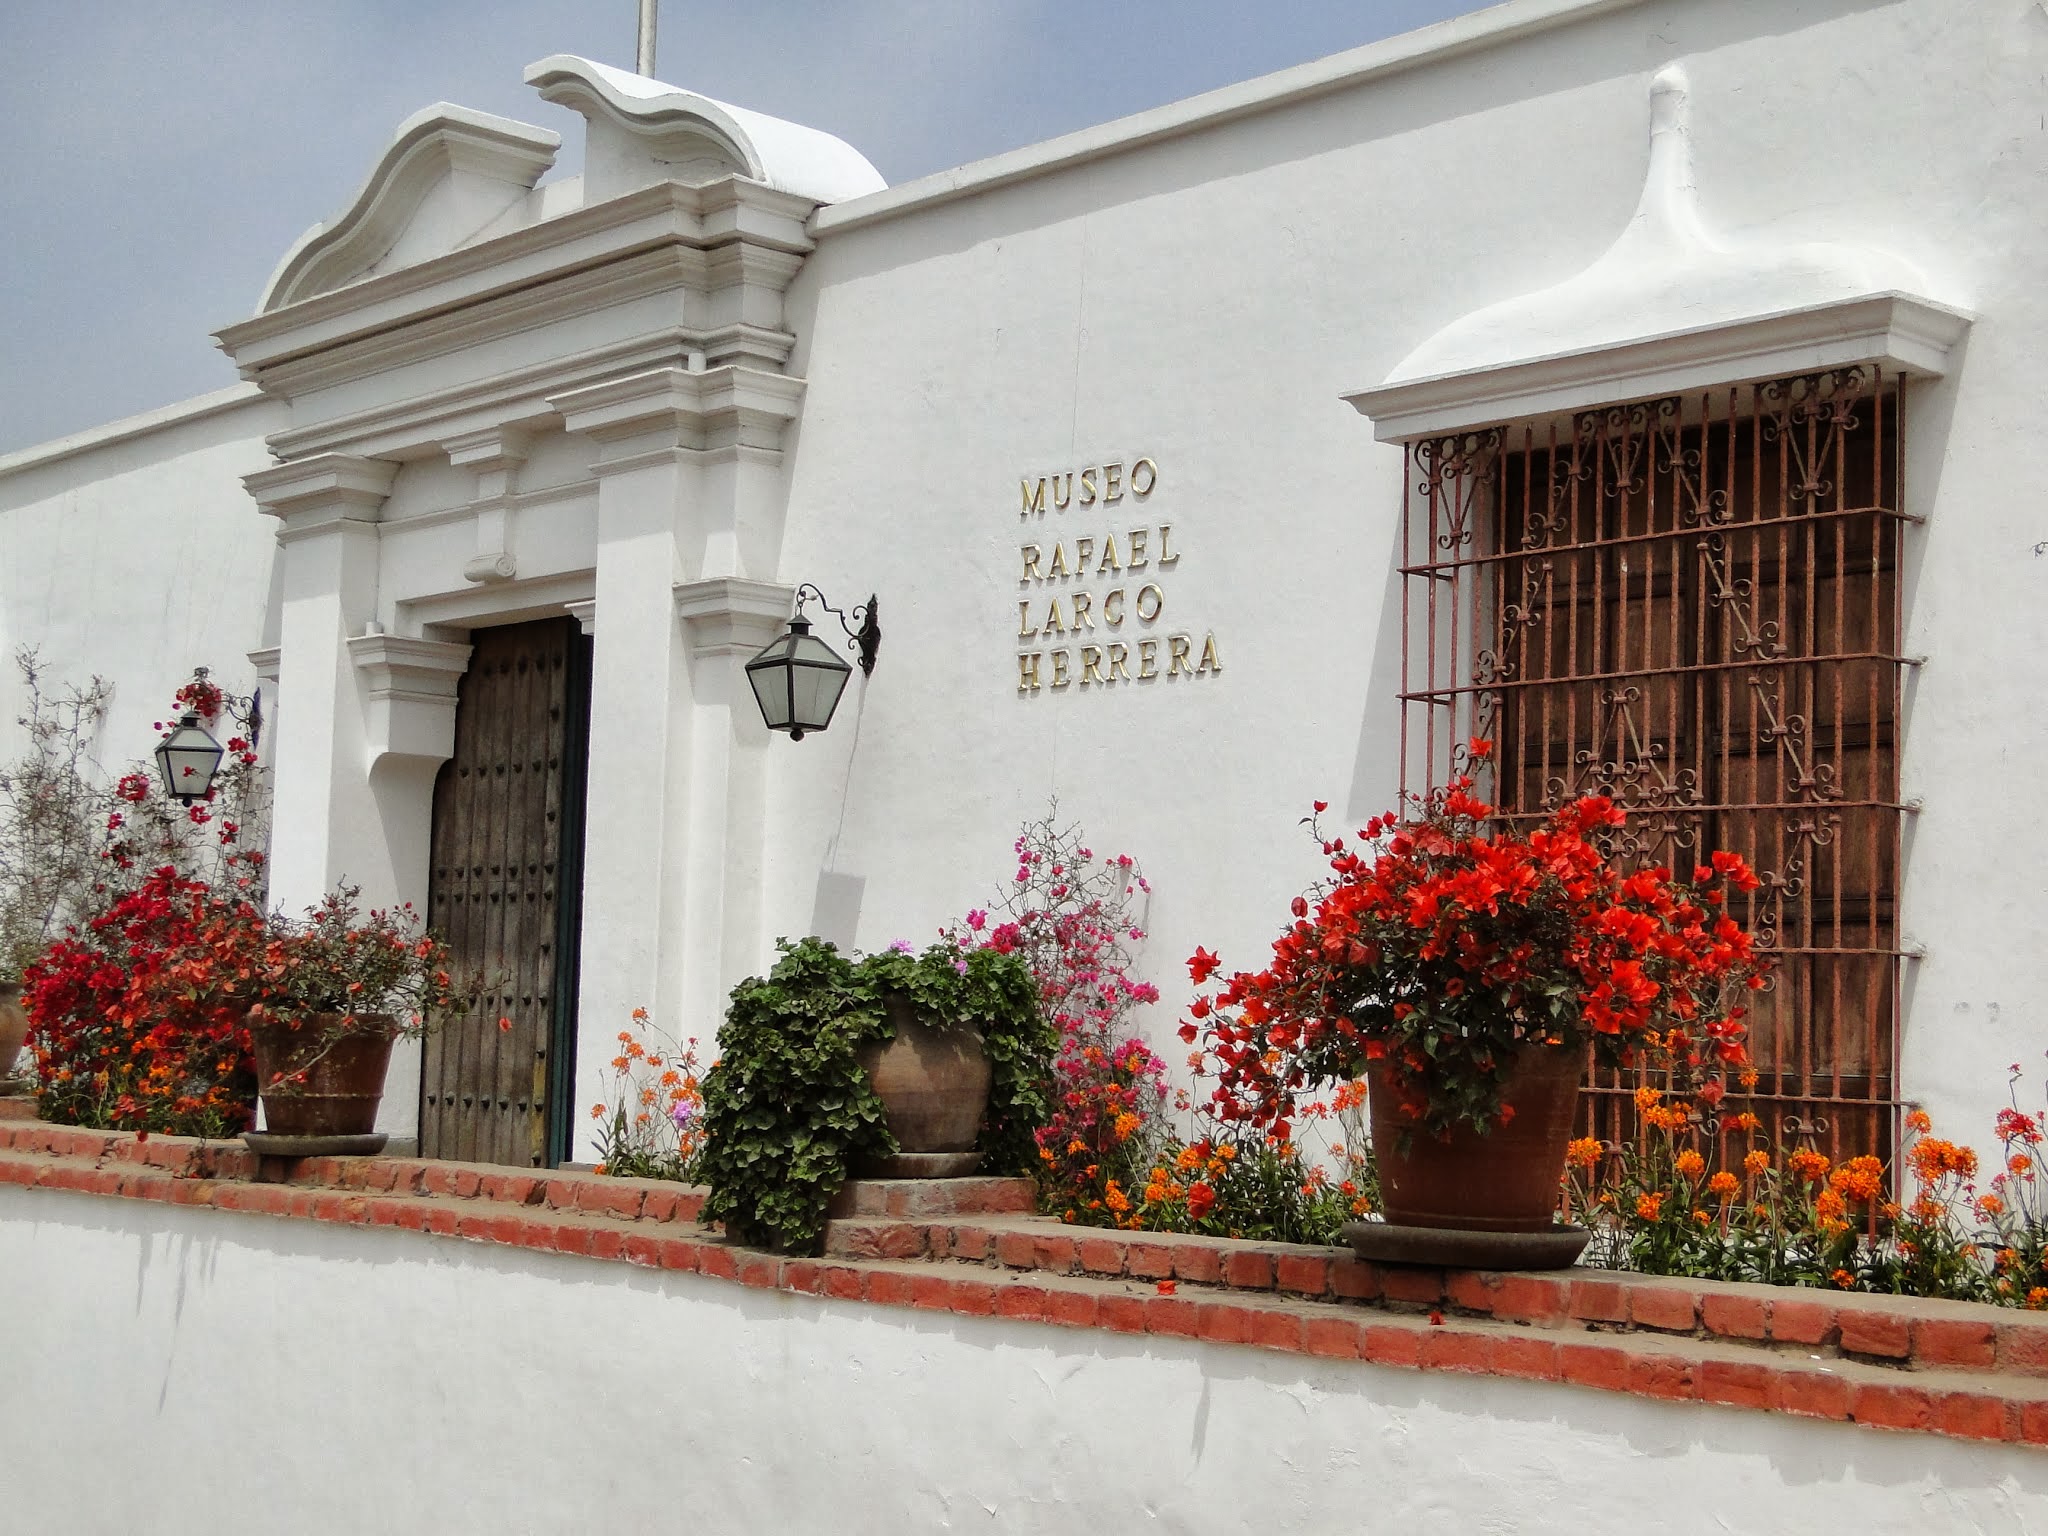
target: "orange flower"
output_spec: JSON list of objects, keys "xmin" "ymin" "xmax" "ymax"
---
[
  {"xmin": 1905, "ymin": 1107, "xmax": 1932, "ymax": 1135},
  {"xmin": 1566, "ymin": 1137, "xmax": 1604, "ymax": 1170},
  {"xmin": 1708, "ymin": 1171, "xmax": 1740, "ymax": 1201},
  {"xmin": 1788, "ymin": 1149, "xmax": 1831, "ymax": 1185},
  {"xmin": 1744, "ymin": 1148, "xmax": 1771, "ymax": 1177},
  {"xmin": 1674, "ymin": 1149, "xmax": 1706, "ymax": 1181},
  {"xmin": 1635, "ymin": 1191, "xmax": 1665, "ymax": 1220},
  {"xmin": 1830, "ymin": 1155, "xmax": 1884, "ymax": 1204},
  {"xmin": 1908, "ymin": 1137, "xmax": 1978, "ymax": 1184}
]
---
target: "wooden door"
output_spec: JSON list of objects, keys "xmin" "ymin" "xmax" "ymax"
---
[{"xmin": 421, "ymin": 617, "xmax": 591, "ymax": 1166}]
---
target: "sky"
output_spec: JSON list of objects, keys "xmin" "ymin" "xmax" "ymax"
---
[{"xmin": 0, "ymin": 0, "xmax": 1482, "ymax": 456}]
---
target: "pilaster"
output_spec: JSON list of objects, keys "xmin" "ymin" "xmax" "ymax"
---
[
  {"xmin": 673, "ymin": 578, "xmax": 797, "ymax": 1035},
  {"xmin": 249, "ymin": 451, "xmax": 444, "ymax": 1142},
  {"xmin": 245, "ymin": 453, "xmax": 400, "ymax": 917},
  {"xmin": 550, "ymin": 369, "xmax": 802, "ymax": 1159}
]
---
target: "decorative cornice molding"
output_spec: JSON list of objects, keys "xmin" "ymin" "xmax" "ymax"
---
[
  {"xmin": 673, "ymin": 577, "xmax": 796, "ymax": 657},
  {"xmin": 219, "ymin": 180, "xmax": 814, "ymax": 377},
  {"xmin": 261, "ymin": 105, "xmax": 560, "ymax": 313},
  {"xmin": 346, "ymin": 633, "xmax": 474, "ymax": 768},
  {"xmin": 1344, "ymin": 293, "xmax": 1973, "ymax": 443},
  {"xmin": 399, "ymin": 572, "xmax": 597, "ymax": 636},
  {"xmin": 348, "ymin": 633, "xmax": 473, "ymax": 702},
  {"xmin": 443, "ymin": 427, "xmax": 530, "ymax": 474},
  {"xmin": 244, "ymin": 453, "xmax": 399, "ymax": 522},
  {"xmin": 250, "ymin": 247, "xmax": 719, "ymax": 398},
  {"xmin": 263, "ymin": 331, "xmax": 696, "ymax": 465},
  {"xmin": 246, "ymin": 647, "xmax": 283, "ymax": 688},
  {"xmin": 564, "ymin": 599, "xmax": 598, "ymax": 636},
  {"xmin": 550, "ymin": 366, "xmax": 806, "ymax": 454}
]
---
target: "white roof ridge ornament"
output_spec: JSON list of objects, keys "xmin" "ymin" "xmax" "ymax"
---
[
  {"xmin": 1346, "ymin": 63, "xmax": 1973, "ymax": 441},
  {"xmin": 523, "ymin": 54, "xmax": 885, "ymax": 206},
  {"xmin": 258, "ymin": 104, "xmax": 560, "ymax": 314}
]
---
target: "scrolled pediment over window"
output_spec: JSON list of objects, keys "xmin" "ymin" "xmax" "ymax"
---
[{"xmin": 1344, "ymin": 66, "xmax": 1971, "ymax": 444}]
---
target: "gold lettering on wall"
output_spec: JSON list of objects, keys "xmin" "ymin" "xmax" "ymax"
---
[{"xmin": 1012, "ymin": 458, "xmax": 1219, "ymax": 699}]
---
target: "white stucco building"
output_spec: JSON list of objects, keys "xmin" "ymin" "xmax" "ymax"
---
[{"xmin": 3, "ymin": 0, "xmax": 2040, "ymax": 1170}]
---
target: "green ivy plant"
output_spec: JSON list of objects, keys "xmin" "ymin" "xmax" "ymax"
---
[{"xmin": 697, "ymin": 935, "xmax": 1050, "ymax": 1255}]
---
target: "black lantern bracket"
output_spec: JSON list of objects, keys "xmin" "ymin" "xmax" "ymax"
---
[{"xmin": 793, "ymin": 583, "xmax": 881, "ymax": 677}]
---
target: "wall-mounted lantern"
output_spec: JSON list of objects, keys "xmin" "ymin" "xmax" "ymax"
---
[
  {"xmin": 155, "ymin": 712, "xmax": 226, "ymax": 804},
  {"xmin": 744, "ymin": 584, "xmax": 880, "ymax": 741}
]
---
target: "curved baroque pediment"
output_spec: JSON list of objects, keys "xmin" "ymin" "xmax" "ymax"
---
[
  {"xmin": 259, "ymin": 105, "xmax": 560, "ymax": 314},
  {"xmin": 523, "ymin": 54, "xmax": 886, "ymax": 206}
]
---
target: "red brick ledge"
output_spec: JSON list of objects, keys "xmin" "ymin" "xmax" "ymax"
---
[
  {"xmin": 3, "ymin": 1119, "xmax": 2046, "ymax": 1450},
  {"xmin": 824, "ymin": 1211, "xmax": 2047, "ymax": 1379}
]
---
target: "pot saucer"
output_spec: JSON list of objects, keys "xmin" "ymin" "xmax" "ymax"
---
[
  {"xmin": 1341, "ymin": 1218, "xmax": 1590, "ymax": 1271},
  {"xmin": 242, "ymin": 1130, "xmax": 389, "ymax": 1158}
]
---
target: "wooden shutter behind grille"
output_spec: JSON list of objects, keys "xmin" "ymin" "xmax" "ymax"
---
[{"xmin": 1398, "ymin": 369, "xmax": 1909, "ymax": 1162}]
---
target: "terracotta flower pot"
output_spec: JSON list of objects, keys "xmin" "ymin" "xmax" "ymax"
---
[
  {"xmin": 1365, "ymin": 1044, "xmax": 1583, "ymax": 1232},
  {"xmin": 249, "ymin": 1012, "xmax": 398, "ymax": 1138},
  {"xmin": 0, "ymin": 982, "xmax": 29, "ymax": 1080},
  {"xmin": 856, "ymin": 993, "xmax": 991, "ymax": 1166}
]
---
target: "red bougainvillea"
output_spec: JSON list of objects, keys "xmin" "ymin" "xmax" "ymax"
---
[
  {"xmin": 1184, "ymin": 742, "xmax": 1770, "ymax": 1143},
  {"xmin": 24, "ymin": 865, "xmax": 266, "ymax": 1137}
]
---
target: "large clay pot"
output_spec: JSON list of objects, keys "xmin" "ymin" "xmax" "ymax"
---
[
  {"xmin": 857, "ymin": 994, "xmax": 991, "ymax": 1155},
  {"xmin": 1366, "ymin": 1044, "xmax": 1582, "ymax": 1232},
  {"xmin": 249, "ymin": 1012, "xmax": 397, "ymax": 1137},
  {"xmin": 0, "ymin": 982, "xmax": 29, "ymax": 1080}
]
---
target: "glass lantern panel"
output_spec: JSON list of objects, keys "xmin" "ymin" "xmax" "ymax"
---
[{"xmin": 791, "ymin": 657, "xmax": 851, "ymax": 730}]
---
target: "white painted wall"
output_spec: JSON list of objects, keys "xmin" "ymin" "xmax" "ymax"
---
[
  {"xmin": 764, "ymin": 0, "xmax": 2048, "ymax": 1155},
  {"xmin": 6, "ymin": 1186, "xmax": 2046, "ymax": 1531},
  {"xmin": 0, "ymin": 388, "xmax": 285, "ymax": 770},
  {"xmin": 4, "ymin": 0, "xmax": 2048, "ymax": 1162}
]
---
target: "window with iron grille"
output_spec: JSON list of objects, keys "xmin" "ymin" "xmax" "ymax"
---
[{"xmin": 1396, "ymin": 366, "xmax": 1910, "ymax": 1161}]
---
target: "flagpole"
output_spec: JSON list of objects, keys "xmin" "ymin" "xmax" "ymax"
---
[{"xmin": 636, "ymin": 0, "xmax": 658, "ymax": 75}]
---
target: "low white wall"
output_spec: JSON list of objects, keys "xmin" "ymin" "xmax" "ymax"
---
[{"xmin": 4, "ymin": 1187, "xmax": 2044, "ymax": 1533}]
